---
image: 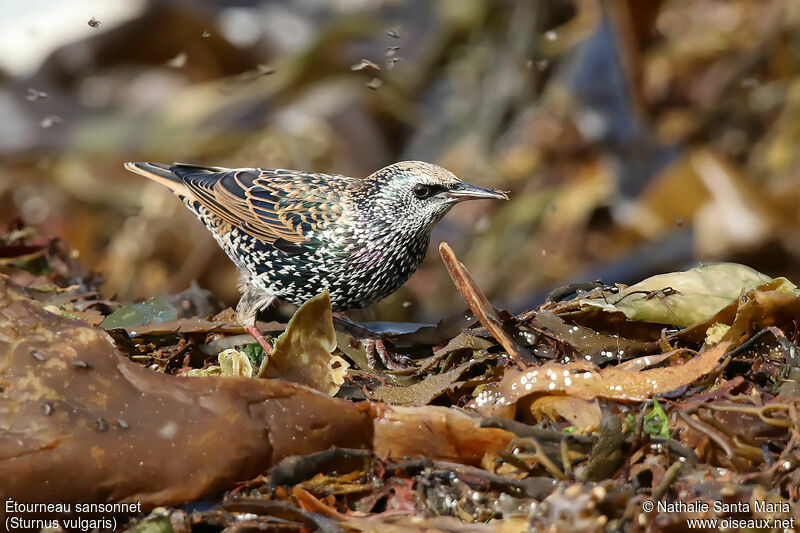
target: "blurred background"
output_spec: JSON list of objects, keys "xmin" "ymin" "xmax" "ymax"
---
[{"xmin": 1, "ymin": 0, "xmax": 800, "ymax": 322}]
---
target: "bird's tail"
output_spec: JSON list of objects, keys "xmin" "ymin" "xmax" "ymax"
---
[{"xmin": 124, "ymin": 162, "xmax": 189, "ymax": 194}]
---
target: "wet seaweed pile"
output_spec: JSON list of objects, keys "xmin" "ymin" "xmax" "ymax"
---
[{"xmin": 2, "ymin": 229, "xmax": 799, "ymax": 532}]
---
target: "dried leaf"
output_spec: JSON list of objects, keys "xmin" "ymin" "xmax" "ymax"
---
[
  {"xmin": 524, "ymin": 396, "xmax": 602, "ymax": 432},
  {"xmin": 70, "ymin": 308, "xmax": 106, "ymax": 326},
  {"xmin": 182, "ymin": 365, "xmax": 222, "ymax": 377},
  {"xmin": 334, "ymin": 330, "xmax": 370, "ymax": 370},
  {"xmin": 471, "ymin": 342, "xmax": 732, "ymax": 414},
  {"xmin": 219, "ymin": 348, "xmax": 254, "ymax": 377},
  {"xmin": 719, "ymin": 289, "xmax": 800, "ymax": 346},
  {"xmin": 371, "ymin": 355, "xmax": 493, "ymax": 406},
  {"xmin": 704, "ymin": 323, "xmax": 730, "ymax": 344},
  {"xmin": 292, "ymin": 486, "xmax": 348, "ymax": 519},
  {"xmin": 258, "ymin": 290, "xmax": 349, "ymax": 396},
  {"xmin": 372, "ymin": 405, "xmax": 515, "ymax": 465},
  {"xmin": 0, "ymin": 280, "xmax": 372, "ymax": 506},
  {"xmin": 572, "ymin": 263, "xmax": 792, "ymax": 327},
  {"xmin": 530, "ymin": 311, "xmax": 659, "ymax": 363},
  {"xmin": 124, "ymin": 317, "xmax": 284, "ymax": 336},
  {"xmin": 615, "ymin": 351, "xmax": 675, "ymax": 371},
  {"xmin": 434, "ymin": 332, "xmax": 494, "ymax": 358}
]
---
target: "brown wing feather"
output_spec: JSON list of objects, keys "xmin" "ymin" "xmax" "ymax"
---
[{"xmin": 179, "ymin": 167, "xmax": 353, "ymax": 245}]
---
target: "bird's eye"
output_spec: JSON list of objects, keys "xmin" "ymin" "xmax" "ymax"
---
[{"xmin": 413, "ymin": 184, "xmax": 431, "ymax": 199}]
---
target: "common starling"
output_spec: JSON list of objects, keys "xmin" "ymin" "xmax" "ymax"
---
[{"xmin": 124, "ymin": 161, "xmax": 507, "ymax": 362}]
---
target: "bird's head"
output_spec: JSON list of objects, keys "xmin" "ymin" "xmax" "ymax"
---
[{"xmin": 357, "ymin": 161, "xmax": 508, "ymax": 234}]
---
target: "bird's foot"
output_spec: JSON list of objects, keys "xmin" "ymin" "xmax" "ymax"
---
[
  {"xmin": 360, "ymin": 337, "xmax": 411, "ymax": 370},
  {"xmin": 246, "ymin": 324, "xmax": 274, "ymax": 355}
]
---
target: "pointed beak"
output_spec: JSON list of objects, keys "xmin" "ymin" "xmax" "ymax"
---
[{"xmin": 446, "ymin": 182, "xmax": 509, "ymax": 202}]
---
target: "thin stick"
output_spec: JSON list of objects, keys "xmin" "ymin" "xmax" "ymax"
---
[{"xmin": 439, "ymin": 242, "xmax": 532, "ymax": 368}]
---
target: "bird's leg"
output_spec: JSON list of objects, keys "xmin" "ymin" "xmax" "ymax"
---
[
  {"xmin": 333, "ymin": 312, "xmax": 412, "ymax": 370},
  {"xmin": 237, "ymin": 282, "xmax": 277, "ymax": 355},
  {"xmin": 245, "ymin": 324, "xmax": 274, "ymax": 355},
  {"xmin": 360, "ymin": 337, "xmax": 411, "ymax": 370}
]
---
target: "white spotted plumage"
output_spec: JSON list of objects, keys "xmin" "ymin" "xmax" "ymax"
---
[{"xmin": 125, "ymin": 160, "xmax": 507, "ymax": 326}]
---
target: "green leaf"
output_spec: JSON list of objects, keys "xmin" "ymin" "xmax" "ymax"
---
[
  {"xmin": 643, "ymin": 399, "xmax": 670, "ymax": 438},
  {"xmin": 58, "ymin": 305, "xmax": 80, "ymax": 320},
  {"xmin": 244, "ymin": 343, "xmax": 266, "ymax": 367},
  {"xmin": 625, "ymin": 413, "xmax": 636, "ymax": 434},
  {"xmin": 128, "ymin": 512, "xmax": 174, "ymax": 533},
  {"xmin": 101, "ymin": 296, "xmax": 179, "ymax": 330}
]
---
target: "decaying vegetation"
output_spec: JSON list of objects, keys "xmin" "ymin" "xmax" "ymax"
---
[
  {"xmin": 2, "ymin": 233, "xmax": 800, "ymax": 531},
  {"xmin": 3, "ymin": 0, "xmax": 800, "ymax": 531}
]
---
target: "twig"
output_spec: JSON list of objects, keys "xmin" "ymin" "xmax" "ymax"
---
[
  {"xmin": 651, "ymin": 461, "xmax": 682, "ymax": 501},
  {"xmin": 439, "ymin": 242, "xmax": 532, "ymax": 368}
]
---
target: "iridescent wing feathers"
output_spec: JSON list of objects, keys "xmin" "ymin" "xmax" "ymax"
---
[{"xmin": 125, "ymin": 162, "xmax": 353, "ymax": 250}]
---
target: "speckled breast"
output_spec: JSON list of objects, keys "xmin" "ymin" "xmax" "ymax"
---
[{"xmin": 185, "ymin": 198, "xmax": 432, "ymax": 311}]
